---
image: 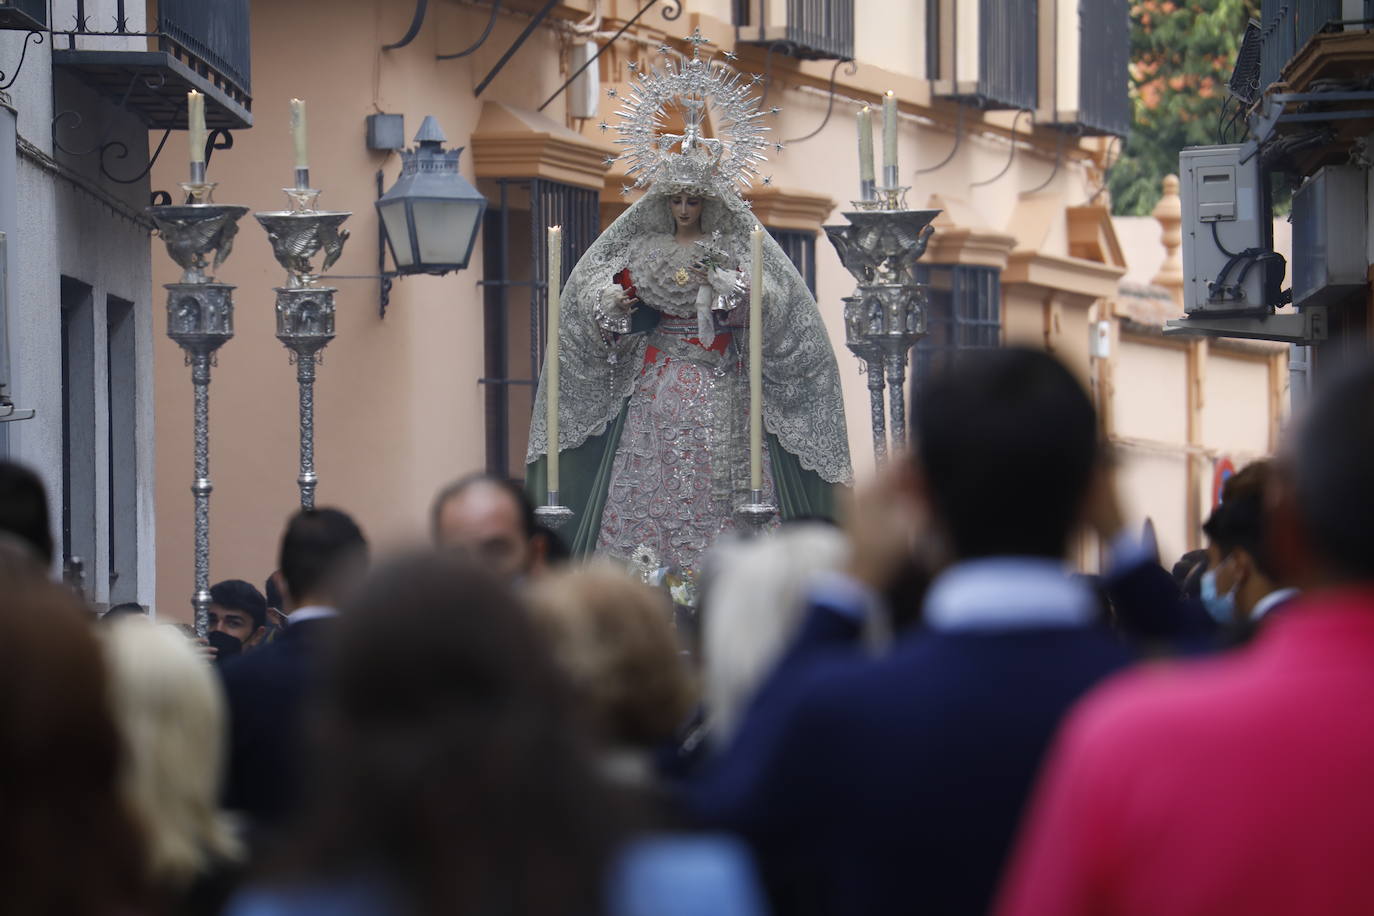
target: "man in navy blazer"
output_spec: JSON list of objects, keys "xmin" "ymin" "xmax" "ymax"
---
[
  {"xmin": 221, "ymin": 507, "xmax": 367, "ymax": 831},
  {"xmin": 689, "ymin": 348, "xmax": 1140, "ymax": 916}
]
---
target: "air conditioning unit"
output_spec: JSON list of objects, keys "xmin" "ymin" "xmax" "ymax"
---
[
  {"xmin": 1291, "ymin": 165, "xmax": 1367, "ymax": 308},
  {"xmin": 1180, "ymin": 144, "xmax": 1283, "ymax": 314}
]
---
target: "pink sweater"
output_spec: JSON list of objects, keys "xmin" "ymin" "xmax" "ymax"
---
[{"xmin": 999, "ymin": 591, "xmax": 1374, "ymax": 916}]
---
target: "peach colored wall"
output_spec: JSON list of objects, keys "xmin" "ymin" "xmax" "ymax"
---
[
  {"xmin": 1114, "ymin": 341, "xmax": 1189, "ymax": 443},
  {"xmin": 152, "ymin": 0, "xmax": 578, "ymax": 619},
  {"xmin": 1203, "ymin": 355, "xmax": 1272, "ymax": 456}
]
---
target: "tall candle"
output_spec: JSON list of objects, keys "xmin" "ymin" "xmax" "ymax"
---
[
  {"xmin": 857, "ymin": 105, "xmax": 875, "ymax": 193},
  {"xmin": 187, "ymin": 90, "xmax": 206, "ymax": 165},
  {"xmin": 882, "ymin": 90, "xmax": 898, "ymax": 178},
  {"xmin": 749, "ymin": 226, "xmax": 764, "ymax": 492},
  {"xmin": 546, "ymin": 225, "xmax": 562, "ymax": 495},
  {"xmin": 290, "ymin": 98, "xmax": 309, "ymax": 171}
]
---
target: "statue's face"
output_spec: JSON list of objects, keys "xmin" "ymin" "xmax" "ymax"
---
[{"xmin": 669, "ymin": 194, "xmax": 703, "ymax": 232}]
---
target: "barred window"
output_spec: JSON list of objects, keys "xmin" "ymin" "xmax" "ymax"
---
[
  {"xmin": 912, "ymin": 264, "xmax": 1002, "ymax": 389},
  {"xmin": 768, "ymin": 228, "xmax": 817, "ymax": 297},
  {"xmin": 481, "ymin": 178, "xmax": 600, "ymax": 479}
]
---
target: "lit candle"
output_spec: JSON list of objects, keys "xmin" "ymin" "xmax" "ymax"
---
[
  {"xmin": 882, "ymin": 90, "xmax": 898, "ymax": 183},
  {"xmin": 187, "ymin": 90, "xmax": 206, "ymax": 165},
  {"xmin": 290, "ymin": 98, "xmax": 309, "ymax": 171},
  {"xmin": 857, "ymin": 105, "xmax": 875, "ymax": 198},
  {"xmin": 749, "ymin": 225, "xmax": 764, "ymax": 492},
  {"xmin": 546, "ymin": 225, "xmax": 562, "ymax": 495}
]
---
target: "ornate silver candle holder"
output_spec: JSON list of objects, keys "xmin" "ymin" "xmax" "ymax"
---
[
  {"xmin": 734, "ymin": 488, "xmax": 778, "ymax": 534},
  {"xmin": 534, "ymin": 499, "xmax": 575, "ymax": 532},
  {"xmin": 255, "ymin": 177, "xmax": 351, "ymax": 509},
  {"xmin": 825, "ymin": 208, "xmax": 940, "ymax": 462},
  {"xmin": 150, "ymin": 179, "xmax": 248, "ymax": 635}
]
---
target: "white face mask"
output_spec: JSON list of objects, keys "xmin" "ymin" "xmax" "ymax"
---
[{"xmin": 1201, "ymin": 567, "xmax": 1237, "ymax": 625}]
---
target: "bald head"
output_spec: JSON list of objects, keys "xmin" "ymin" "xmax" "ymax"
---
[{"xmin": 432, "ymin": 475, "xmax": 544, "ymax": 581}]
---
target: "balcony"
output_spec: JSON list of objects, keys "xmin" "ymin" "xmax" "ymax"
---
[
  {"xmin": 51, "ymin": 0, "xmax": 252, "ymax": 130},
  {"xmin": 735, "ymin": 0, "xmax": 854, "ymax": 62},
  {"xmin": 931, "ymin": 0, "xmax": 1038, "ymax": 111},
  {"xmin": 1075, "ymin": 0, "xmax": 1130, "ymax": 136}
]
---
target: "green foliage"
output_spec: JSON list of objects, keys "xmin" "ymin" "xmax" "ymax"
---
[{"xmin": 1109, "ymin": 0, "xmax": 1260, "ymax": 215}]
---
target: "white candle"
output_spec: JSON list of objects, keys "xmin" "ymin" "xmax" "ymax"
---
[
  {"xmin": 290, "ymin": 98, "xmax": 308, "ymax": 171},
  {"xmin": 547, "ymin": 225, "xmax": 562, "ymax": 494},
  {"xmin": 187, "ymin": 90, "xmax": 206, "ymax": 165},
  {"xmin": 857, "ymin": 105, "xmax": 875, "ymax": 189},
  {"xmin": 749, "ymin": 226, "xmax": 764, "ymax": 492},
  {"xmin": 882, "ymin": 90, "xmax": 898, "ymax": 176}
]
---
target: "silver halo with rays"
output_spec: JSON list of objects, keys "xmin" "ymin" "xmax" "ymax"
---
[{"xmin": 610, "ymin": 27, "xmax": 775, "ymax": 198}]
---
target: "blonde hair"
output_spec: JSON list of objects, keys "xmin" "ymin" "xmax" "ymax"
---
[
  {"xmin": 100, "ymin": 619, "xmax": 242, "ymax": 886},
  {"xmin": 526, "ymin": 563, "xmax": 696, "ymax": 747}
]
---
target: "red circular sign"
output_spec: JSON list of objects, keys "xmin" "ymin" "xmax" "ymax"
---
[{"xmin": 1213, "ymin": 457, "xmax": 1237, "ymax": 508}]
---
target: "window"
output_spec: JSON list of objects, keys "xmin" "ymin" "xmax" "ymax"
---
[
  {"xmin": 481, "ymin": 178, "xmax": 600, "ymax": 479},
  {"xmin": 912, "ymin": 264, "xmax": 1001, "ymax": 389},
  {"xmin": 768, "ymin": 228, "xmax": 817, "ymax": 297}
]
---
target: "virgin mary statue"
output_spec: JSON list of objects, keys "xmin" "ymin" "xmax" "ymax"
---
[{"xmin": 527, "ymin": 32, "xmax": 852, "ymax": 576}]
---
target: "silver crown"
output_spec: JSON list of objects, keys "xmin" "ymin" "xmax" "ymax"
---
[{"xmin": 610, "ymin": 28, "xmax": 775, "ymax": 197}]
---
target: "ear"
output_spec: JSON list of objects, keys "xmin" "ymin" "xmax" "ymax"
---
[
  {"xmin": 245, "ymin": 625, "xmax": 266, "ymax": 648},
  {"xmin": 528, "ymin": 532, "xmax": 550, "ymax": 575}
]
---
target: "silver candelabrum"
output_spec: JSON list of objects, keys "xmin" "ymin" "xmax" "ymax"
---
[
  {"xmin": 150, "ymin": 167, "xmax": 248, "ymax": 636},
  {"xmin": 824, "ymin": 207, "xmax": 940, "ymax": 463},
  {"xmin": 255, "ymin": 173, "xmax": 351, "ymax": 510}
]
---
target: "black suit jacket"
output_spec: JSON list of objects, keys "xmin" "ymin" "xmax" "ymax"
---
[{"xmin": 220, "ymin": 617, "xmax": 335, "ymax": 828}]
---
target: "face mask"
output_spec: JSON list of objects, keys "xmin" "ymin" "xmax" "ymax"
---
[
  {"xmin": 206, "ymin": 630, "xmax": 243, "ymax": 662},
  {"xmin": 1200, "ymin": 568, "xmax": 1237, "ymax": 625}
]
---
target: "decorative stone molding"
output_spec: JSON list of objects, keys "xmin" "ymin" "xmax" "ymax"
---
[
  {"xmin": 1151, "ymin": 174, "xmax": 1184, "ymax": 306},
  {"xmin": 470, "ymin": 102, "xmax": 615, "ymax": 192},
  {"xmin": 921, "ymin": 194, "xmax": 1017, "ymax": 269},
  {"xmin": 744, "ymin": 186, "xmax": 836, "ymax": 232}
]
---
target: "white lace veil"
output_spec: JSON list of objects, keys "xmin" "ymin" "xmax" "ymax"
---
[{"xmin": 526, "ymin": 182, "xmax": 852, "ymax": 485}]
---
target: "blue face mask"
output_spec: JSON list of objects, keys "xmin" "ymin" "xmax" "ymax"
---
[{"xmin": 1201, "ymin": 568, "xmax": 1237, "ymax": 625}]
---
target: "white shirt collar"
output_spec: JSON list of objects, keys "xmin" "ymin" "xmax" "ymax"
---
[
  {"xmin": 287, "ymin": 605, "xmax": 338, "ymax": 625},
  {"xmin": 923, "ymin": 557, "xmax": 1098, "ymax": 632},
  {"xmin": 1251, "ymin": 587, "xmax": 1300, "ymax": 621}
]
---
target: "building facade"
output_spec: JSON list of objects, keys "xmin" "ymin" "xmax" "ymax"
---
[
  {"xmin": 0, "ymin": 0, "xmax": 250, "ymax": 609},
  {"xmin": 139, "ymin": 0, "xmax": 1272, "ymax": 616}
]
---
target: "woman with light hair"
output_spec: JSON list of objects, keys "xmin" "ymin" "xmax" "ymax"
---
[
  {"xmin": 701, "ymin": 522, "xmax": 889, "ymax": 747},
  {"xmin": 526, "ymin": 564, "xmax": 697, "ymax": 788},
  {"xmin": 101, "ymin": 617, "xmax": 244, "ymax": 915}
]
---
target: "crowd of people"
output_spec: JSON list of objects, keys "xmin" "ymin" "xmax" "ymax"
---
[{"xmin": 4, "ymin": 344, "xmax": 1374, "ymax": 915}]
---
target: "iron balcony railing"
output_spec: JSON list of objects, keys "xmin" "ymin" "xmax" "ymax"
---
[
  {"xmin": 735, "ymin": 0, "xmax": 854, "ymax": 61},
  {"xmin": 1078, "ymin": 0, "xmax": 1131, "ymax": 136},
  {"xmin": 1258, "ymin": 0, "xmax": 1374, "ymax": 90},
  {"xmin": 979, "ymin": 0, "xmax": 1037, "ymax": 111},
  {"xmin": 156, "ymin": 0, "xmax": 252, "ymax": 95}
]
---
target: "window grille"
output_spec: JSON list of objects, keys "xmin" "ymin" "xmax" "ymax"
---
[
  {"xmin": 480, "ymin": 178, "xmax": 599, "ymax": 479},
  {"xmin": 768, "ymin": 228, "xmax": 817, "ymax": 297},
  {"xmin": 912, "ymin": 264, "xmax": 1002, "ymax": 390}
]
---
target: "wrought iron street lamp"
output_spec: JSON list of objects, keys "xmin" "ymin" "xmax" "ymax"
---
[{"xmin": 375, "ymin": 116, "xmax": 487, "ymax": 314}]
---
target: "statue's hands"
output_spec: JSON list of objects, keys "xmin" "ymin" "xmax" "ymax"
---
[
  {"xmin": 594, "ymin": 283, "xmax": 637, "ymax": 335},
  {"xmin": 706, "ymin": 265, "xmax": 747, "ymax": 311}
]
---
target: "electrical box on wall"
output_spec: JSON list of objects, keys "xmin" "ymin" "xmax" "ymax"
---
[
  {"xmin": 1180, "ymin": 144, "xmax": 1278, "ymax": 314},
  {"xmin": 1291, "ymin": 165, "xmax": 1367, "ymax": 308}
]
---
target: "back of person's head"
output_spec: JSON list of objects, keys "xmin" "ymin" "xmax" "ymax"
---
[
  {"xmin": 0, "ymin": 461, "xmax": 54, "ymax": 566},
  {"xmin": 527, "ymin": 563, "xmax": 695, "ymax": 749},
  {"xmin": 0, "ymin": 576, "xmax": 147, "ymax": 912},
  {"xmin": 913, "ymin": 347, "xmax": 1098, "ymax": 559},
  {"xmin": 100, "ymin": 618, "xmax": 241, "ymax": 888},
  {"xmin": 278, "ymin": 508, "xmax": 367, "ymax": 606},
  {"xmin": 102, "ymin": 601, "xmax": 148, "ymax": 623},
  {"xmin": 1292, "ymin": 359, "xmax": 1374, "ymax": 583},
  {"xmin": 283, "ymin": 551, "xmax": 616, "ymax": 916},
  {"xmin": 210, "ymin": 579, "xmax": 268, "ymax": 630},
  {"xmin": 1202, "ymin": 461, "xmax": 1277, "ymax": 576},
  {"xmin": 701, "ymin": 524, "xmax": 865, "ymax": 743}
]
